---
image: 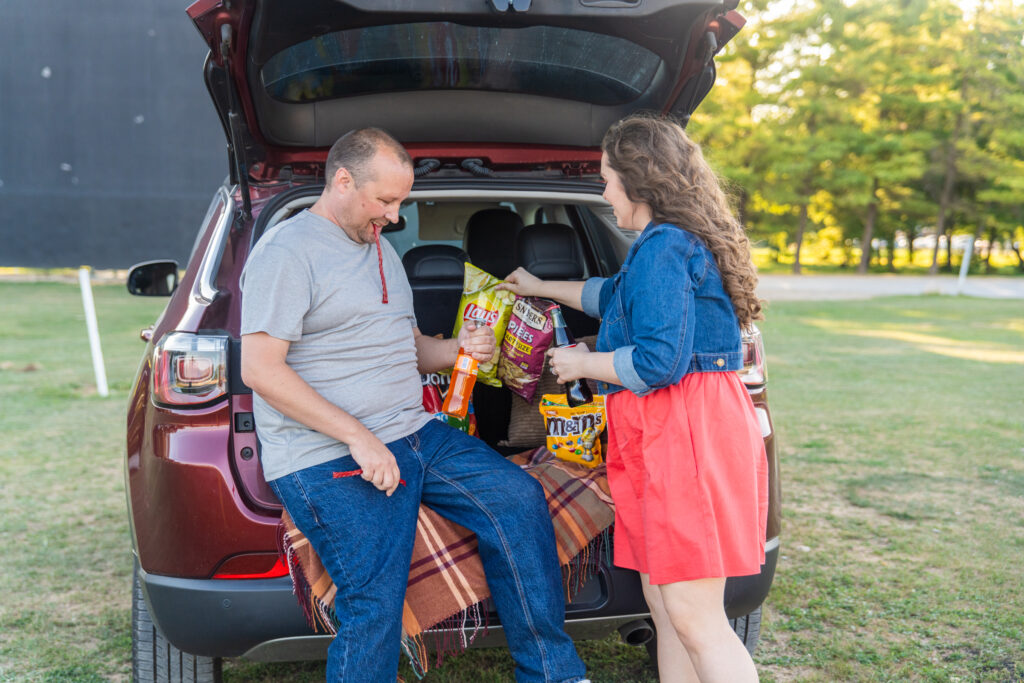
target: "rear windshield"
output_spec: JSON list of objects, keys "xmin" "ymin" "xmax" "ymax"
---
[{"xmin": 261, "ymin": 22, "xmax": 662, "ymax": 106}]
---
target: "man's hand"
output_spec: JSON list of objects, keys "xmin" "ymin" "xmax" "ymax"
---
[
  {"xmin": 457, "ymin": 320, "xmax": 496, "ymax": 363},
  {"xmin": 348, "ymin": 430, "xmax": 402, "ymax": 496}
]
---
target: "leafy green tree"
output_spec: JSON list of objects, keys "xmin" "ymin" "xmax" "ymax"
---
[{"xmin": 692, "ymin": 0, "xmax": 1024, "ymax": 277}]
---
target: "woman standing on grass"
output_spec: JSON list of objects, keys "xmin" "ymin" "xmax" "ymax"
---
[{"xmin": 500, "ymin": 114, "xmax": 768, "ymax": 682}]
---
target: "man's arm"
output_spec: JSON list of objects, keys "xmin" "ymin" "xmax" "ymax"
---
[
  {"xmin": 413, "ymin": 321, "xmax": 496, "ymax": 374},
  {"xmin": 240, "ymin": 332, "xmax": 402, "ymax": 495},
  {"xmin": 413, "ymin": 328, "xmax": 460, "ymax": 374}
]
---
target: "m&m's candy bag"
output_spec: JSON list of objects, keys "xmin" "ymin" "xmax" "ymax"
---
[{"xmin": 538, "ymin": 394, "xmax": 606, "ymax": 468}]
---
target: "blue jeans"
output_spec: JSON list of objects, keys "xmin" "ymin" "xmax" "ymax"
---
[{"xmin": 268, "ymin": 419, "xmax": 587, "ymax": 683}]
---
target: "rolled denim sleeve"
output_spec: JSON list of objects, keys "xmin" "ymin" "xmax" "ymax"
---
[
  {"xmin": 620, "ymin": 230, "xmax": 699, "ymax": 394},
  {"xmin": 580, "ymin": 277, "xmax": 607, "ymax": 318},
  {"xmin": 612, "ymin": 345, "xmax": 651, "ymax": 395}
]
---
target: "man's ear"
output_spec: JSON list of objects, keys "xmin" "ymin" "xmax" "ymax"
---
[{"xmin": 333, "ymin": 166, "xmax": 352, "ymax": 191}]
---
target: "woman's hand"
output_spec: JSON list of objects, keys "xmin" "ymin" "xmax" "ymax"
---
[
  {"xmin": 457, "ymin": 320, "xmax": 496, "ymax": 363},
  {"xmin": 547, "ymin": 342, "xmax": 591, "ymax": 384},
  {"xmin": 497, "ymin": 267, "xmax": 545, "ymax": 298}
]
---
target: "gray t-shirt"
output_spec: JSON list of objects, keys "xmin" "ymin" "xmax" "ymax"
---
[{"xmin": 240, "ymin": 209, "xmax": 432, "ymax": 480}]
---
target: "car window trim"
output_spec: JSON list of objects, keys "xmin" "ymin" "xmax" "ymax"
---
[{"xmin": 194, "ymin": 186, "xmax": 235, "ymax": 305}]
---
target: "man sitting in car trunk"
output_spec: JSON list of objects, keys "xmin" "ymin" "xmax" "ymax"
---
[{"xmin": 240, "ymin": 128, "xmax": 588, "ymax": 683}]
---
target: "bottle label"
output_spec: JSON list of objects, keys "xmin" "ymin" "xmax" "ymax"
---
[{"xmin": 454, "ymin": 354, "xmax": 479, "ymax": 375}]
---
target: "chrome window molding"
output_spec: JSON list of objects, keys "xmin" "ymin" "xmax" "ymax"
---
[{"xmin": 194, "ymin": 186, "xmax": 236, "ymax": 305}]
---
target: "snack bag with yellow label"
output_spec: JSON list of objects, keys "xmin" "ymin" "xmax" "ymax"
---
[
  {"xmin": 498, "ymin": 297, "xmax": 555, "ymax": 402},
  {"xmin": 452, "ymin": 263, "xmax": 516, "ymax": 387},
  {"xmin": 539, "ymin": 394, "xmax": 606, "ymax": 468}
]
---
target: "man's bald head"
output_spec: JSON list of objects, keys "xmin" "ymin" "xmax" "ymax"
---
[{"xmin": 325, "ymin": 128, "xmax": 412, "ymax": 187}]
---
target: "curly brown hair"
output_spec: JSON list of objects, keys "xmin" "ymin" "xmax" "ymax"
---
[{"xmin": 602, "ymin": 114, "xmax": 763, "ymax": 328}]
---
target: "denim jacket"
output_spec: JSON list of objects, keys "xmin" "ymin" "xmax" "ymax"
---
[{"xmin": 580, "ymin": 222, "xmax": 743, "ymax": 397}]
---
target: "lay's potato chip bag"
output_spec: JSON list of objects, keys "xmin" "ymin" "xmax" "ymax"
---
[
  {"xmin": 539, "ymin": 394, "xmax": 606, "ymax": 468},
  {"xmin": 452, "ymin": 263, "xmax": 516, "ymax": 387}
]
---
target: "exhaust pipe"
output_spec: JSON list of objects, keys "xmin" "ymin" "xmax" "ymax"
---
[{"xmin": 617, "ymin": 619, "xmax": 655, "ymax": 646}]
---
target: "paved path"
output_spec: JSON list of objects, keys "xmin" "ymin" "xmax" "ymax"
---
[{"xmin": 756, "ymin": 274, "xmax": 1024, "ymax": 301}]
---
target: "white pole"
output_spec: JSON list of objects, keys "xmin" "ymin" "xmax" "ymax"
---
[
  {"xmin": 78, "ymin": 266, "xmax": 110, "ymax": 397},
  {"xmin": 956, "ymin": 237, "xmax": 975, "ymax": 296}
]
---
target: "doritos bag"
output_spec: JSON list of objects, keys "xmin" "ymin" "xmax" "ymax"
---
[
  {"xmin": 498, "ymin": 297, "xmax": 555, "ymax": 403},
  {"xmin": 452, "ymin": 263, "xmax": 516, "ymax": 387},
  {"xmin": 422, "ymin": 372, "xmax": 478, "ymax": 436},
  {"xmin": 539, "ymin": 394, "xmax": 606, "ymax": 468}
]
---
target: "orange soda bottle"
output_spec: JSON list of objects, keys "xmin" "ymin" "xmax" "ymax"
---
[{"xmin": 442, "ymin": 350, "xmax": 478, "ymax": 419}]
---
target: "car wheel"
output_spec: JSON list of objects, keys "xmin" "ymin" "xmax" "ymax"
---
[
  {"xmin": 644, "ymin": 606, "xmax": 763, "ymax": 667},
  {"xmin": 132, "ymin": 561, "xmax": 223, "ymax": 683},
  {"xmin": 729, "ymin": 606, "xmax": 762, "ymax": 655}
]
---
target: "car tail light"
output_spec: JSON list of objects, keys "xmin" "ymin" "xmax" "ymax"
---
[
  {"xmin": 739, "ymin": 325, "xmax": 766, "ymax": 387},
  {"xmin": 152, "ymin": 332, "xmax": 228, "ymax": 406},
  {"xmin": 213, "ymin": 553, "xmax": 289, "ymax": 580}
]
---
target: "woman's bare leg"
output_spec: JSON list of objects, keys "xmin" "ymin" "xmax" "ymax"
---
[
  {"xmin": 640, "ymin": 573, "xmax": 699, "ymax": 683},
  {"xmin": 657, "ymin": 577, "xmax": 758, "ymax": 683}
]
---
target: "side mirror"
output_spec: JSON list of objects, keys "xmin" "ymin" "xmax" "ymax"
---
[{"xmin": 127, "ymin": 260, "xmax": 179, "ymax": 296}]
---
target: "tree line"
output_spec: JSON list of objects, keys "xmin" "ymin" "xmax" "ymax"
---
[{"xmin": 690, "ymin": 0, "xmax": 1024, "ymax": 274}]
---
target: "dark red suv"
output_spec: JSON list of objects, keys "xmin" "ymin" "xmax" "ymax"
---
[{"xmin": 125, "ymin": 1, "xmax": 780, "ymax": 680}]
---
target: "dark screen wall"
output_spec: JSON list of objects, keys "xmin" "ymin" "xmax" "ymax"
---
[{"xmin": 0, "ymin": 1, "xmax": 227, "ymax": 268}]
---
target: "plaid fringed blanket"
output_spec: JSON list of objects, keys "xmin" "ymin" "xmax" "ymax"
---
[{"xmin": 278, "ymin": 446, "xmax": 615, "ymax": 677}]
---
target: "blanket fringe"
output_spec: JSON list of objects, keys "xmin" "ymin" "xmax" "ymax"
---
[
  {"xmin": 400, "ymin": 599, "xmax": 488, "ymax": 679},
  {"xmin": 562, "ymin": 526, "xmax": 612, "ymax": 601},
  {"xmin": 278, "ymin": 519, "xmax": 339, "ymax": 636}
]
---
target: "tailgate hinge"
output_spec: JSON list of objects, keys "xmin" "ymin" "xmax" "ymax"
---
[{"xmin": 561, "ymin": 162, "xmax": 586, "ymax": 178}]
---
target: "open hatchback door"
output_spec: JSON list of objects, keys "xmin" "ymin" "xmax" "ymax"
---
[{"xmin": 187, "ymin": 0, "xmax": 744, "ymax": 180}]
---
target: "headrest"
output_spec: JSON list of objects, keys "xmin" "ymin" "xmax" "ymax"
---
[
  {"xmin": 464, "ymin": 208, "xmax": 524, "ymax": 278},
  {"xmin": 402, "ymin": 244, "xmax": 468, "ymax": 282},
  {"xmin": 516, "ymin": 224, "xmax": 585, "ymax": 280}
]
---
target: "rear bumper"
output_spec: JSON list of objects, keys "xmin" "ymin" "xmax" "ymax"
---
[
  {"xmin": 726, "ymin": 536, "xmax": 779, "ymax": 618},
  {"xmin": 139, "ymin": 541, "xmax": 778, "ymax": 661},
  {"xmin": 138, "ymin": 562, "xmax": 650, "ymax": 660},
  {"xmin": 139, "ymin": 566, "xmax": 313, "ymax": 658}
]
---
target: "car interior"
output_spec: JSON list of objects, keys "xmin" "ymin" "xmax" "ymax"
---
[{"xmin": 254, "ymin": 196, "xmax": 612, "ymax": 450}]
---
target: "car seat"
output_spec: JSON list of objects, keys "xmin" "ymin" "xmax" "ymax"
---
[
  {"xmin": 402, "ymin": 244, "xmax": 469, "ymax": 338},
  {"xmin": 463, "ymin": 208, "xmax": 524, "ymax": 280},
  {"xmin": 516, "ymin": 223, "xmax": 599, "ymax": 338}
]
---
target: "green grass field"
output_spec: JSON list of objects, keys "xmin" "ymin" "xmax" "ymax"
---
[{"xmin": 1, "ymin": 282, "xmax": 1021, "ymax": 682}]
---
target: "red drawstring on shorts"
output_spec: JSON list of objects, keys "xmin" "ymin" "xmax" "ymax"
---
[
  {"xmin": 333, "ymin": 469, "xmax": 406, "ymax": 487},
  {"xmin": 373, "ymin": 225, "xmax": 389, "ymax": 304}
]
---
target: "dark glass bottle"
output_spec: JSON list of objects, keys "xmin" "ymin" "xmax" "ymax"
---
[{"xmin": 549, "ymin": 304, "xmax": 594, "ymax": 407}]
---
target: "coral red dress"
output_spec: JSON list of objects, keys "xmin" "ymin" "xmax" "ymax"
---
[{"xmin": 605, "ymin": 371, "xmax": 768, "ymax": 585}]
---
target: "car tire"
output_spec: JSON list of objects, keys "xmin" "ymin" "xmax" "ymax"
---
[
  {"xmin": 644, "ymin": 606, "xmax": 762, "ymax": 667},
  {"xmin": 132, "ymin": 561, "xmax": 223, "ymax": 683},
  {"xmin": 730, "ymin": 606, "xmax": 762, "ymax": 655}
]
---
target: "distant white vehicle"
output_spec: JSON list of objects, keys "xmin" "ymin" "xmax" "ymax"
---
[{"xmin": 911, "ymin": 233, "xmax": 980, "ymax": 253}]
